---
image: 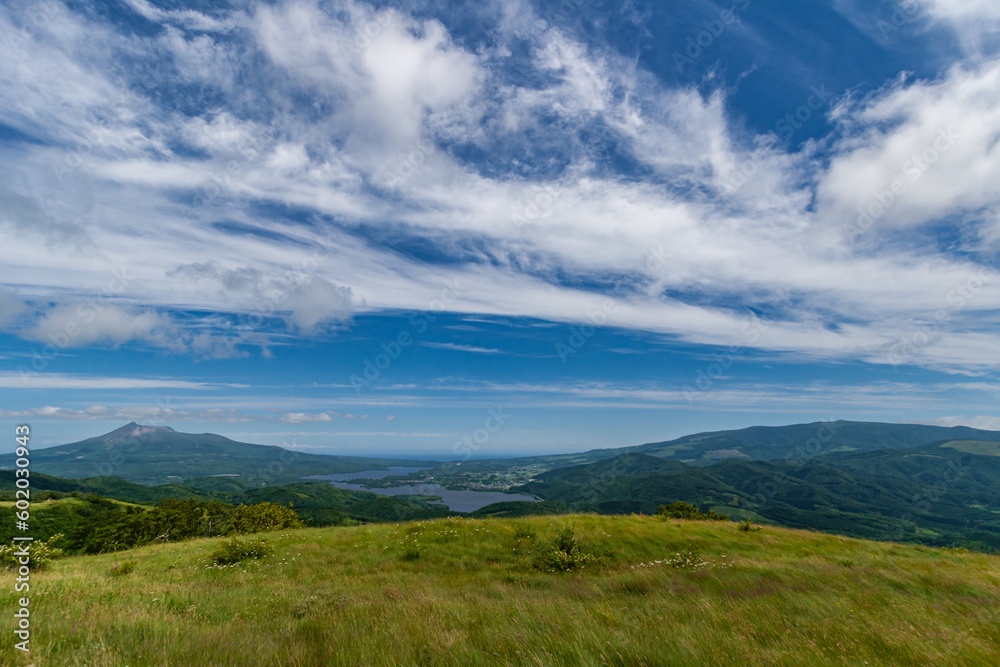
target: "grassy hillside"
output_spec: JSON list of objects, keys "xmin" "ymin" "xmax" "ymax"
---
[
  {"xmin": 943, "ymin": 440, "xmax": 1000, "ymax": 456},
  {"xmin": 513, "ymin": 449, "xmax": 1000, "ymax": 551},
  {"xmin": 2, "ymin": 515, "xmax": 998, "ymax": 666}
]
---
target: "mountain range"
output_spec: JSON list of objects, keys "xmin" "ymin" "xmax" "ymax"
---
[
  {"xmin": 1, "ymin": 422, "xmax": 428, "ymax": 485},
  {"xmin": 6, "ymin": 419, "xmax": 1000, "ymax": 550}
]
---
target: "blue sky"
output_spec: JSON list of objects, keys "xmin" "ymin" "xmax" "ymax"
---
[{"xmin": 2, "ymin": 0, "xmax": 1000, "ymax": 457}]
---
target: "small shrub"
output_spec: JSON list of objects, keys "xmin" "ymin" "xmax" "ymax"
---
[
  {"xmin": 110, "ymin": 560, "xmax": 138, "ymax": 577},
  {"xmin": 657, "ymin": 502, "xmax": 729, "ymax": 521},
  {"xmin": 738, "ymin": 519, "xmax": 762, "ymax": 532},
  {"xmin": 942, "ymin": 546, "xmax": 970, "ymax": 555},
  {"xmin": 535, "ymin": 526, "xmax": 596, "ymax": 572},
  {"xmin": 402, "ymin": 542, "xmax": 421, "ymax": 561},
  {"xmin": 513, "ymin": 522, "xmax": 536, "ymax": 540},
  {"xmin": 0, "ymin": 534, "xmax": 64, "ymax": 571},
  {"xmin": 211, "ymin": 537, "xmax": 274, "ymax": 566}
]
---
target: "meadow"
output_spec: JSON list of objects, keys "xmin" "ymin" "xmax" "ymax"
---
[{"xmin": 2, "ymin": 514, "xmax": 998, "ymax": 666}]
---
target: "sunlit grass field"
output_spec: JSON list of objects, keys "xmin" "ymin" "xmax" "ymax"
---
[{"xmin": 2, "ymin": 514, "xmax": 998, "ymax": 666}]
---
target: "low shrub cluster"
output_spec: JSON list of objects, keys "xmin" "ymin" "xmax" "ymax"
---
[
  {"xmin": 211, "ymin": 537, "xmax": 275, "ymax": 566},
  {"xmin": 110, "ymin": 560, "xmax": 138, "ymax": 577},
  {"xmin": 0, "ymin": 533, "xmax": 65, "ymax": 571},
  {"xmin": 534, "ymin": 526, "xmax": 597, "ymax": 572},
  {"xmin": 656, "ymin": 502, "xmax": 729, "ymax": 521}
]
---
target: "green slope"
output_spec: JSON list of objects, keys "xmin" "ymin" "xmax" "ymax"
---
[
  {"xmin": 513, "ymin": 448, "xmax": 1000, "ymax": 551},
  {"xmin": 942, "ymin": 440, "xmax": 1000, "ymax": 456},
  {"xmin": 628, "ymin": 420, "xmax": 1000, "ymax": 464},
  {"xmin": 3, "ymin": 515, "xmax": 997, "ymax": 666}
]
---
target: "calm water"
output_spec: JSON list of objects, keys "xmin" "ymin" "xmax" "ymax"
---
[
  {"xmin": 305, "ymin": 473, "xmax": 538, "ymax": 513},
  {"xmin": 304, "ymin": 466, "xmax": 431, "ymax": 482}
]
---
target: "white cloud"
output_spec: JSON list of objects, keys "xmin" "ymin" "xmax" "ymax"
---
[
  {"xmin": 254, "ymin": 0, "xmax": 482, "ymax": 147},
  {"xmin": 916, "ymin": 415, "xmax": 1000, "ymax": 431},
  {"xmin": 281, "ymin": 411, "xmax": 336, "ymax": 423},
  {"xmin": 22, "ymin": 304, "xmax": 180, "ymax": 349},
  {"xmin": 819, "ymin": 62, "xmax": 1000, "ymax": 231},
  {"xmin": 420, "ymin": 342, "xmax": 505, "ymax": 354},
  {"xmin": 0, "ymin": 289, "xmax": 27, "ymax": 327},
  {"xmin": 0, "ymin": 372, "xmax": 243, "ymax": 390},
  {"xmin": 1, "ymin": 0, "xmax": 1000, "ymax": 376},
  {"xmin": 0, "ymin": 405, "xmax": 255, "ymax": 422}
]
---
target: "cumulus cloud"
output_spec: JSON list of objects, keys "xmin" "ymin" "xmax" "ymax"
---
[
  {"xmin": 169, "ymin": 263, "xmax": 354, "ymax": 332},
  {"xmin": 281, "ymin": 411, "xmax": 336, "ymax": 423},
  {"xmin": 254, "ymin": 0, "xmax": 483, "ymax": 146},
  {"xmin": 22, "ymin": 304, "xmax": 180, "ymax": 349},
  {"xmin": 819, "ymin": 62, "xmax": 1000, "ymax": 232}
]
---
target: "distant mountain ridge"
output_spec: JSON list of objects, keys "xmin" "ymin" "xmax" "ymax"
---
[
  {"xmin": 6, "ymin": 419, "xmax": 1000, "ymax": 487},
  {"xmin": 624, "ymin": 420, "xmax": 1000, "ymax": 465},
  {"xmin": 1, "ymin": 422, "xmax": 431, "ymax": 485}
]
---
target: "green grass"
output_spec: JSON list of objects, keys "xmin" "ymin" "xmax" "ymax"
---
[
  {"xmin": 2, "ymin": 514, "xmax": 999, "ymax": 666},
  {"xmin": 942, "ymin": 440, "xmax": 1000, "ymax": 456}
]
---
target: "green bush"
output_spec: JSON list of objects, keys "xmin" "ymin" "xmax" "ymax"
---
[
  {"xmin": 0, "ymin": 534, "xmax": 65, "ymax": 571},
  {"xmin": 229, "ymin": 502, "xmax": 305, "ymax": 534},
  {"xmin": 211, "ymin": 537, "xmax": 274, "ymax": 566},
  {"xmin": 534, "ymin": 526, "xmax": 596, "ymax": 572},
  {"xmin": 738, "ymin": 519, "xmax": 762, "ymax": 532},
  {"xmin": 513, "ymin": 522, "xmax": 536, "ymax": 540},
  {"xmin": 110, "ymin": 560, "xmax": 138, "ymax": 576},
  {"xmin": 656, "ymin": 502, "xmax": 729, "ymax": 521}
]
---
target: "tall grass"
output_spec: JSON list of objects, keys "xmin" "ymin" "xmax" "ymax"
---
[{"xmin": 2, "ymin": 514, "xmax": 998, "ymax": 666}]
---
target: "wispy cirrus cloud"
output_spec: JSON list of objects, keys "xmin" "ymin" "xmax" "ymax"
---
[
  {"xmin": 0, "ymin": 372, "xmax": 246, "ymax": 390},
  {"xmin": 419, "ymin": 342, "xmax": 505, "ymax": 354},
  {"xmin": 0, "ymin": 0, "xmax": 998, "ymax": 377}
]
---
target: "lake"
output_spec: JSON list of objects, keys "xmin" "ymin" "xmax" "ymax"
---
[{"xmin": 304, "ymin": 470, "xmax": 539, "ymax": 513}]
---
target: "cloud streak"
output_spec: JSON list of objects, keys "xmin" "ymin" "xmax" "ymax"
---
[{"xmin": 0, "ymin": 0, "xmax": 998, "ymax": 376}]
